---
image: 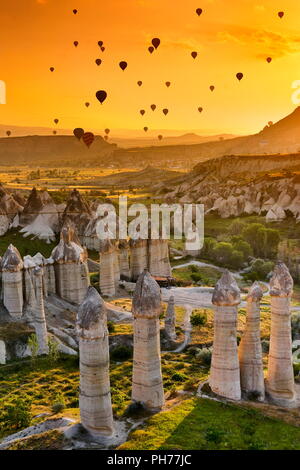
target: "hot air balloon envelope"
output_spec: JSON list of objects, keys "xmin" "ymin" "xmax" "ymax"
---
[
  {"xmin": 163, "ymin": 109, "xmax": 169, "ymax": 116},
  {"xmin": 96, "ymin": 90, "xmax": 107, "ymax": 104},
  {"xmin": 137, "ymin": 81, "xmax": 143, "ymax": 86},
  {"xmin": 278, "ymin": 11, "xmax": 284, "ymax": 18},
  {"xmin": 148, "ymin": 46, "xmax": 154, "ymax": 54},
  {"xmin": 140, "ymin": 110, "xmax": 145, "ymax": 116},
  {"xmin": 198, "ymin": 107, "xmax": 203, "ymax": 113},
  {"xmin": 73, "ymin": 128, "xmax": 85, "ymax": 140},
  {"xmin": 191, "ymin": 51, "xmax": 197, "ymax": 59},
  {"xmin": 95, "ymin": 59, "xmax": 102, "ymax": 66},
  {"xmin": 210, "ymin": 85, "xmax": 215, "ymax": 91},
  {"xmin": 119, "ymin": 61, "xmax": 128, "ymax": 71},
  {"xmin": 196, "ymin": 8, "xmax": 202, "ymax": 16},
  {"xmin": 266, "ymin": 57, "xmax": 272, "ymax": 63},
  {"xmin": 165, "ymin": 81, "xmax": 171, "ymax": 87},
  {"xmin": 151, "ymin": 104, "xmax": 156, "ymax": 111},
  {"xmin": 236, "ymin": 72, "xmax": 243, "ymax": 81},
  {"xmin": 82, "ymin": 132, "xmax": 95, "ymax": 148},
  {"xmin": 152, "ymin": 38, "xmax": 160, "ymax": 49},
  {"xmin": 98, "ymin": 41, "xmax": 103, "ymax": 47},
  {"xmin": 144, "ymin": 127, "xmax": 148, "ymax": 132}
]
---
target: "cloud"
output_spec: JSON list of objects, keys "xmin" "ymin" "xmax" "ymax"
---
[{"xmin": 212, "ymin": 25, "xmax": 300, "ymax": 58}]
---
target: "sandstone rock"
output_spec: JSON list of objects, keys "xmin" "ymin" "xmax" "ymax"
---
[
  {"xmin": 132, "ymin": 270, "xmax": 165, "ymax": 410},
  {"xmin": 164, "ymin": 295, "xmax": 176, "ymax": 340},
  {"xmin": 32, "ymin": 267, "xmax": 49, "ymax": 355},
  {"xmin": 62, "ymin": 190, "xmax": 93, "ymax": 237},
  {"xmin": 119, "ymin": 240, "xmax": 131, "ymax": 281},
  {"xmin": 210, "ymin": 270, "xmax": 241, "ymax": 401},
  {"xmin": 0, "ymin": 340, "xmax": 6, "ymax": 364},
  {"xmin": 238, "ymin": 282, "xmax": 265, "ymax": 401},
  {"xmin": 266, "ymin": 262, "xmax": 296, "ymax": 407},
  {"xmin": 130, "ymin": 239, "xmax": 148, "ymax": 281},
  {"xmin": 99, "ymin": 240, "xmax": 116, "ymax": 297},
  {"xmin": 52, "ymin": 226, "xmax": 90, "ymax": 304},
  {"xmin": 77, "ymin": 287, "xmax": 114, "ymax": 437},
  {"xmin": 1, "ymin": 244, "xmax": 23, "ymax": 319}
]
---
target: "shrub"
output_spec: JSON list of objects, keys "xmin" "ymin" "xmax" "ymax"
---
[
  {"xmin": 28, "ymin": 334, "xmax": 39, "ymax": 365},
  {"xmin": 261, "ymin": 339, "xmax": 270, "ymax": 353},
  {"xmin": 51, "ymin": 394, "xmax": 65, "ymax": 414},
  {"xmin": 48, "ymin": 337, "xmax": 60, "ymax": 364},
  {"xmin": 190, "ymin": 310, "xmax": 207, "ymax": 327},
  {"xmin": 171, "ymin": 372, "xmax": 188, "ymax": 382},
  {"xmin": 111, "ymin": 345, "xmax": 133, "ymax": 361},
  {"xmin": 107, "ymin": 321, "xmax": 116, "ymax": 334},
  {"xmin": 195, "ymin": 348, "xmax": 212, "ymax": 366},
  {"xmin": 2, "ymin": 398, "xmax": 32, "ymax": 430}
]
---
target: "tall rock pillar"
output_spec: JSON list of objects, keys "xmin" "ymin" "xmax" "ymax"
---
[
  {"xmin": 238, "ymin": 282, "xmax": 265, "ymax": 401},
  {"xmin": 132, "ymin": 270, "xmax": 165, "ymax": 410},
  {"xmin": 32, "ymin": 267, "xmax": 49, "ymax": 355},
  {"xmin": 1, "ymin": 244, "xmax": 23, "ymax": 319},
  {"xmin": 266, "ymin": 262, "xmax": 296, "ymax": 407},
  {"xmin": 130, "ymin": 239, "xmax": 148, "ymax": 282},
  {"xmin": 210, "ymin": 270, "xmax": 241, "ymax": 401},
  {"xmin": 99, "ymin": 240, "xmax": 116, "ymax": 297},
  {"xmin": 77, "ymin": 287, "xmax": 114, "ymax": 436},
  {"xmin": 164, "ymin": 295, "xmax": 176, "ymax": 340}
]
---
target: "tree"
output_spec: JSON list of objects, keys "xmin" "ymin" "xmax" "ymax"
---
[{"xmin": 28, "ymin": 334, "xmax": 39, "ymax": 367}]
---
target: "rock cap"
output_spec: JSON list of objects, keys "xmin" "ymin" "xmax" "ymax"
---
[{"xmin": 212, "ymin": 270, "xmax": 241, "ymax": 306}]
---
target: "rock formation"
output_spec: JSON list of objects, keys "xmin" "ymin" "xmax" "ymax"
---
[
  {"xmin": 238, "ymin": 282, "xmax": 265, "ymax": 401},
  {"xmin": 31, "ymin": 267, "xmax": 49, "ymax": 355},
  {"xmin": 164, "ymin": 295, "xmax": 176, "ymax": 340},
  {"xmin": 148, "ymin": 240, "xmax": 172, "ymax": 278},
  {"xmin": 266, "ymin": 262, "xmax": 296, "ymax": 407},
  {"xmin": 119, "ymin": 240, "xmax": 131, "ymax": 281},
  {"xmin": 62, "ymin": 189, "xmax": 93, "ymax": 237},
  {"xmin": 210, "ymin": 270, "xmax": 241, "ymax": 401},
  {"xmin": 51, "ymin": 226, "xmax": 90, "ymax": 304},
  {"xmin": 77, "ymin": 286, "xmax": 114, "ymax": 437},
  {"xmin": 132, "ymin": 270, "xmax": 165, "ymax": 410},
  {"xmin": 1, "ymin": 245, "xmax": 23, "ymax": 319},
  {"xmin": 99, "ymin": 240, "xmax": 116, "ymax": 297},
  {"xmin": 130, "ymin": 239, "xmax": 148, "ymax": 281}
]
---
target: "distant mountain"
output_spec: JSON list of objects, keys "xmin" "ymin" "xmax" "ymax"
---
[
  {"xmin": 109, "ymin": 133, "xmax": 237, "ymax": 148},
  {"xmin": 0, "ymin": 135, "xmax": 115, "ymax": 166}
]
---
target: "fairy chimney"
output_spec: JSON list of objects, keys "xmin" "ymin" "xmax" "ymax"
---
[
  {"xmin": 99, "ymin": 240, "xmax": 116, "ymax": 297},
  {"xmin": 1, "ymin": 244, "xmax": 23, "ymax": 319},
  {"xmin": 51, "ymin": 226, "xmax": 90, "ymax": 304},
  {"xmin": 210, "ymin": 270, "xmax": 241, "ymax": 401},
  {"xmin": 132, "ymin": 270, "xmax": 165, "ymax": 410},
  {"xmin": 130, "ymin": 239, "xmax": 148, "ymax": 281},
  {"xmin": 164, "ymin": 295, "xmax": 176, "ymax": 340},
  {"xmin": 119, "ymin": 240, "xmax": 131, "ymax": 281},
  {"xmin": 238, "ymin": 282, "xmax": 265, "ymax": 401},
  {"xmin": 266, "ymin": 262, "xmax": 296, "ymax": 407},
  {"xmin": 77, "ymin": 287, "xmax": 114, "ymax": 437},
  {"xmin": 32, "ymin": 267, "xmax": 49, "ymax": 355}
]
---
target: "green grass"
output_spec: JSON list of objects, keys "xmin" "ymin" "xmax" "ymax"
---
[
  {"xmin": 119, "ymin": 397, "xmax": 300, "ymax": 450},
  {"xmin": 0, "ymin": 229, "xmax": 58, "ymax": 258}
]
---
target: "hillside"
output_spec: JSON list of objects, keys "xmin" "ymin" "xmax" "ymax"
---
[
  {"xmin": 91, "ymin": 166, "xmax": 183, "ymax": 188},
  {"xmin": 0, "ymin": 135, "xmax": 115, "ymax": 166}
]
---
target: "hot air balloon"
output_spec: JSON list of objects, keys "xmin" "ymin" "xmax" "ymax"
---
[
  {"xmin": 105, "ymin": 128, "xmax": 110, "ymax": 135},
  {"xmin": 144, "ymin": 127, "xmax": 148, "ymax": 132},
  {"xmin": 98, "ymin": 41, "xmax": 104, "ymax": 47},
  {"xmin": 82, "ymin": 132, "xmax": 95, "ymax": 148},
  {"xmin": 6, "ymin": 131, "xmax": 11, "ymax": 137},
  {"xmin": 152, "ymin": 38, "xmax": 160, "ymax": 49},
  {"xmin": 53, "ymin": 130, "xmax": 57, "ymax": 135},
  {"xmin": 50, "ymin": 67, "xmax": 55, "ymax": 72},
  {"xmin": 73, "ymin": 9, "xmax": 78, "ymax": 14},
  {"xmin": 54, "ymin": 119, "xmax": 59, "ymax": 125},
  {"xmin": 137, "ymin": 81, "xmax": 143, "ymax": 87},
  {"xmin": 266, "ymin": 57, "xmax": 272, "ymax": 63},
  {"xmin": 165, "ymin": 81, "xmax": 171, "ymax": 87},
  {"xmin": 191, "ymin": 51, "xmax": 198, "ymax": 59},
  {"xmin": 158, "ymin": 135, "xmax": 163, "ymax": 141},
  {"xmin": 74, "ymin": 41, "xmax": 79, "ymax": 47},
  {"xmin": 95, "ymin": 59, "xmax": 102, "ymax": 66},
  {"xmin": 119, "ymin": 61, "xmax": 128, "ymax": 71},
  {"xmin": 163, "ymin": 108, "xmax": 169, "ymax": 116},
  {"xmin": 96, "ymin": 90, "xmax": 107, "ymax": 104},
  {"xmin": 101, "ymin": 46, "xmax": 105, "ymax": 52},
  {"xmin": 278, "ymin": 11, "xmax": 284, "ymax": 18},
  {"xmin": 196, "ymin": 8, "xmax": 202, "ymax": 16},
  {"xmin": 148, "ymin": 46, "xmax": 154, "ymax": 54},
  {"xmin": 236, "ymin": 72, "xmax": 243, "ymax": 81},
  {"xmin": 198, "ymin": 107, "xmax": 203, "ymax": 113},
  {"xmin": 150, "ymin": 104, "xmax": 156, "ymax": 111},
  {"xmin": 140, "ymin": 109, "xmax": 145, "ymax": 116},
  {"xmin": 73, "ymin": 128, "xmax": 85, "ymax": 140},
  {"xmin": 85, "ymin": 102, "xmax": 90, "ymax": 108},
  {"xmin": 210, "ymin": 85, "xmax": 215, "ymax": 92}
]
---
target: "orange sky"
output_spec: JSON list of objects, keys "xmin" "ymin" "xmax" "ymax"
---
[{"xmin": 1, "ymin": 0, "xmax": 300, "ymax": 136}]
